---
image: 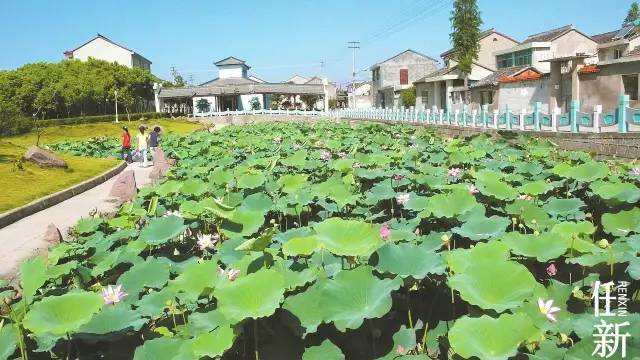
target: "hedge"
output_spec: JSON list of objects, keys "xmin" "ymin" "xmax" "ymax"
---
[{"xmin": 1, "ymin": 112, "xmax": 171, "ymax": 137}]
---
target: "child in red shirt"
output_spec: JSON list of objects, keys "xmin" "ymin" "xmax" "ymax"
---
[{"xmin": 121, "ymin": 126, "xmax": 132, "ymax": 162}]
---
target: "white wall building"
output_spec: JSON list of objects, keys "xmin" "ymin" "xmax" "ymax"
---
[{"xmin": 64, "ymin": 34, "xmax": 151, "ymax": 71}]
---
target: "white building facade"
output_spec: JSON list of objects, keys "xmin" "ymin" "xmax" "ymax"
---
[{"xmin": 64, "ymin": 34, "xmax": 151, "ymax": 71}]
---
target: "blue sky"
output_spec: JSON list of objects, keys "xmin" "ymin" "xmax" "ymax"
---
[{"xmin": 1, "ymin": 0, "xmax": 633, "ymax": 86}]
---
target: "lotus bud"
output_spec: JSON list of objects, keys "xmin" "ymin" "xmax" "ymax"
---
[
  {"xmin": 441, "ymin": 234, "xmax": 450, "ymax": 245},
  {"xmin": 531, "ymin": 219, "xmax": 537, "ymax": 224},
  {"xmin": 597, "ymin": 239, "xmax": 610, "ymax": 249},
  {"xmin": 585, "ymin": 213, "xmax": 592, "ymax": 219},
  {"xmin": 518, "ymin": 223, "xmax": 524, "ymax": 228},
  {"xmin": 534, "ymin": 230, "xmax": 540, "ymax": 236},
  {"xmin": 511, "ymin": 217, "xmax": 518, "ymax": 224}
]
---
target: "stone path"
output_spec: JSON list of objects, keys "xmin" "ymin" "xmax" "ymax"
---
[{"xmin": 0, "ymin": 162, "xmax": 153, "ymax": 281}]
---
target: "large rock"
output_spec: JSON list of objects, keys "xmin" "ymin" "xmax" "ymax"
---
[
  {"xmin": 149, "ymin": 148, "xmax": 171, "ymax": 181},
  {"xmin": 108, "ymin": 170, "xmax": 137, "ymax": 203},
  {"xmin": 24, "ymin": 146, "xmax": 67, "ymax": 168},
  {"xmin": 43, "ymin": 223, "xmax": 63, "ymax": 246}
]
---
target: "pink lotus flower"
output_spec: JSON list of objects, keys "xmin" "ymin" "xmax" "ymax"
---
[
  {"xmin": 519, "ymin": 194, "xmax": 533, "ymax": 201},
  {"xmin": 337, "ymin": 152, "xmax": 347, "ymax": 159},
  {"xmin": 184, "ymin": 227, "xmax": 193, "ymax": 237},
  {"xmin": 395, "ymin": 192, "xmax": 410, "ymax": 206},
  {"xmin": 546, "ymin": 263, "xmax": 557, "ymax": 276},
  {"xmin": 217, "ymin": 266, "xmax": 240, "ymax": 282},
  {"xmin": 320, "ymin": 150, "xmax": 332, "ymax": 161},
  {"xmin": 393, "ymin": 174, "xmax": 405, "ymax": 182},
  {"xmin": 538, "ymin": 298, "xmax": 561, "ymax": 322},
  {"xmin": 273, "ymin": 136, "xmax": 282, "ymax": 144},
  {"xmin": 396, "ymin": 345, "xmax": 406, "ymax": 355},
  {"xmin": 631, "ymin": 168, "xmax": 640, "ymax": 177},
  {"xmin": 380, "ymin": 223, "xmax": 390, "ymax": 240},
  {"xmin": 102, "ymin": 285, "xmax": 127, "ymax": 305},
  {"xmin": 447, "ymin": 167, "xmax": 461, "ymax": 178},
  {"xmin": 468, "ymin": 184, "xmax": 478, "ymax": 194}
]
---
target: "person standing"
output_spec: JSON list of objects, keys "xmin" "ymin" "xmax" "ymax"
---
[
  {"xmin": 136, "ymin": 125, "xmax": 150, "ymax": 167},
  {"xmin": 121, "ymin": 126, "xmax": 131, "ymax": 162},
  {"xmin": 149, "ymin": 126, "xmax": 161, "ymax": 153}
]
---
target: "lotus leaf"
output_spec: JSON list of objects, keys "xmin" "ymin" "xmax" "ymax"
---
[
  {"xmin": 79, "ymin": 303, "xmax": 146, "ymax": 334},
  {"xmin": 214, "ymin": 269, "xmax": 285, "ymax": 323},
  {"xmin": 312, "ymin": 218, "xmax": 381, "ymax": 257},
  {"xmin": 427, "ymin": 189, "xmax": 477, "ymax": 218},
  {"xmin": 138, "ymin": 215, "xmax": 187, "ymax": 246},
  {"xmin": 602, "ymin": 208, "xmax": 640, "ymax": 236},
  {"xmin": 278, "ymin": 174, "xmax": 309, "ymax": 193},
  {"xmin": 133, "ymin": 337, "xmax": 186, "ymax": 360},
  {"xmin": 519, "ymin": 180, "xmax": 553, "ymax": 196},
  {"xmin": 452, "ymin": 215, "xmax": 510, "ymax": 241},
  {"xmin": 448, "ymin": 261, "xmax": 538, "ymax": 312},
  {"xmin": 501, "ymin": 232, "xmax": 570, "ymax": 262},
  {"xmin": 374, "ymin": 243, "xmax": 445, "ymax": 278},
  {"xmin": 24, "ymin": 291, "xmax": 104, "ymax": 336},
  {"xmin": 117, "ymin": 257, "xmax": 171, "ymax": 299},
  {"xmin": 543, "ymin": 197, "xmax": 585, "ymax": 218},
  {"xmin": 190, "ymin": 325, "xmax": 235, "ymax": 358},
  {"xmin": 449, "ymin": 314, "xmax": 539, "ymax": 360},
  {"xmin": 0, "ymin": 323, "xmax": 17, "ymax": 360},
  {"xmin": 302, "ymin": 339, "xmax": 345, "ymax": 360},
  {"xmin": 447, "ymin": 241, "xmax": 511, "ymax": 274},
  {"xmin": 168, "ymin": 260, "xmax": 219, "ymax": 301}
]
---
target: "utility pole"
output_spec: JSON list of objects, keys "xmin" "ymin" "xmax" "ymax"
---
[
  {"xmin": 114, "ymin": 89, "xmax": 119, "ymax": 123},
  {"xmin": 347, "ymin": 41, "xmax": 360, "ymax": 108}
]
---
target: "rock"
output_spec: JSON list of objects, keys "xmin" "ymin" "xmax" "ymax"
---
[
  {"xmin": 108, "ymin": 170, "xmax": 137, "ymax": 203},
  {"xmin": 43, "ymin": 223, "xmax": 63, "ymax": 246},
  {"xmin": 24, "ymin": 146, "xmax": 67, "ymax": 168},
  {"xmin": 149, "ymin": 148, "xmax": 171, "ymax": 181}
]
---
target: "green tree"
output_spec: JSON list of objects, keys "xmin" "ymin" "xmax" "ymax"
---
[
  {"xmin": 196, "ymin": 98, "xmax": 211, "ymax": 113},
  {"xmin": 450, "ymin": 0, "xmax": 483, "ymax": 96},
  {"xmin": 249, "ymin": 96, "xmax": 261, "ymax": 110},
  {"xmin": 400, "ymin": 87, "xmax": 416, "ymax": 107},
  {"xmin": 270, "ymin": 94, "xmax": 283, "ymax": 110},
  {"xmin": 328, "ymin": 98, "xmax": 338, "ymax": 110},
  {"xmin": 300, "ymin": 94, "xmax": 320, "ymax": 110},
  {"xmin": 626, "ymin": 1, "xmax": 640, "ymax": 23}
]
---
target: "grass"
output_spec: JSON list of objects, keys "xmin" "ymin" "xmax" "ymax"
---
[{"xmin": 0, "ymin": 118, "xmax": 202, "ymax": 213}]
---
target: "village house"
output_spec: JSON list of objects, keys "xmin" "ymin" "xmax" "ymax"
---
[
  {"xmin": 64, "ymin": 34, "xmax": 151, "ymax": 71},
  {"xmin": 155, "ymin": 57, "xmax": 329, "ymax": 115},
  {"xmin": 370, "ymin": 49, "xmax": 439, "ymax": 108},
  {"xmin": 348, "ymin": 81, "xmax": 374, "ymax": 108},
  {"xmin": 414, "ymin": 29, "xmax": 519, "ymax": 111},
  {"xmin": 469, "ymin": 25, "xmax": 598, "ymax": 113}
]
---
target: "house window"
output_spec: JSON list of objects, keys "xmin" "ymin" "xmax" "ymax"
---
[
  {"xmin": 623, "ymin": 74, "xmax": 639, "ymax": 100},
  {"xmin": 400, "ymin": 69, "xmax": 408, "ymax": 85},
  {"xmin": 481, "ymin": 91, "xmax": 494, "ymax": 105},
  {"xmin": 421, "ymin": 91, "xmax": 429, "ymax": 105},
  {"xmin": 497, "ymin": 49, "xmax": 532, "ymax": 69},
  {"xmin": 614, "ymin": 49, "xmax": 623, "ymax": 59}
]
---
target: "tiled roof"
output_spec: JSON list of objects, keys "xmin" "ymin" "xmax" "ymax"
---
[
  {"xmin": 159, "ymin": 83, "xmax": 324, "ymax": 98},
  {"xmin": 591, "ymin": 30, "xmax": 618, "ymax": 44},
  {"xmin": 199, "ymin": 77, "xmax": 258, "ymax": 86},
  {"xmin": 370, "ymin": 49, "xmax": 438, "ymax": 69},
  {"xmin": 214, "ymin": 57, "xmax": 248, "ymax": 66},
  {"xmin": 67, "ymin": 34, "xmax": 152, "ymax": 64},
  {"xmin": 440, "ymin": 28, "xmax": 519, "ymax": 58},
  {"xmin": 523, "ymin": 25, "xmax": 574, "ymax": 43},
  {"xmin": 627, "ymin": 45, "xmax": 640, "ymax": 57},
  {"xmin": 469, "ymin": 66, "xmax": 529, "ymax": 88},
  {"xmin": 413, "ymin": 67, "xmax": 454, "ymax": 83}
]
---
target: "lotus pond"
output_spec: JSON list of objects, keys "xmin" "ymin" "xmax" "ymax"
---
[{"xmin": 1, "ymin": 121, "xmax": 639, "ymax": 359}]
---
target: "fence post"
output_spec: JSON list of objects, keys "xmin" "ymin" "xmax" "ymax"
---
[
  {"xmin": 594, "ymin": 105, "xmax": 602, "ymax": 133},
  {"xmin": 520, "ymin": 109, "xmax": 526, "ymax": 131},
  {"xmin": 618, "ymin": 95, "xmax": 629, "ymax": 133},
  {"xmin": 533, "ymin": 102, "xmax": 541, "ymax": 131},
  {"xmin": 481, "ymin": 104, "xmax": 488, "ymax": 127},
  {"xmin": 505, "ymin": 104, "xmax": 512, "ymax": 130},
  {"xmin": 570, "ymin": 99, "xmax": 579, "ymax": 133},
  {"xmin": 462, "ymin": 105, "xmax": 468, "ymax": 126},
  {"xmin": 493, "ymin": 109, "xmax": 499, "ymax": 128},
  {"xmin": 552, "ymin": 107, "xmax": 560, "ymax": 132},
  {"xmin": 471, "ymin": 109, "xmax": 477, "ymax": 127}
]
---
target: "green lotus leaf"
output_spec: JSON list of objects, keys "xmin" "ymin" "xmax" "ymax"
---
[
  {"xmin": 208, "ymin": 167, "xmax": 234, "ymax": 185},
  {"xmin": 79, "ymin": 303, "xmax": 146, "ymax": 335},
  {"xmin": 333, "ymin": 159, "xmax": 356, "ymax": 173},
  {"xmin": 313, "ymin": 218, "xmax": 381, "ymax": 257},
  {"xmin": 447, "ymin": 241, "xmax": 511, "ymax": 274},
  {"xmin": 201, "ymin": 197, "xmax": 235, "ymax": 219},
  {"xmin": 133, "ymin": 337, "xmax": 186, "ymax": 360},
  {"xmin": 214, "ymin": 269, "xmax": 285, "ymax": 323},
  {"xmin": 528, "ymin": 340, "xmax": 568, "ymax": 360},
  {"xmin": 367, "ymin": 182, "xmax": 396, "ymax": 201},
  {"xmin": 190, "ymin": 325, "xmax": 235, "ymax": 358},
  {"xmin": 281, "ymin": 150, "xmax": 307, "ymax": 168},
  {"xmin": 519, "ymin": 180, "xmax": 554, "ymax": 196},
  {"xmin": 241, "ymin": 193, "xmax": 273, "ymax": 213},
  {"xmin": 449, "ymin": 314, "xmax": 539, "ymax": 360},
  {"xmin": 602, "ymin": 208, "xmax": 640, "ymax": 236},
  {"xmin": 282, "ymin": 235, "xmax": 322, "ymax": 256},
  {"xmin": 237, "ymin": 171, "xmax": 266, "ymax": 189},
  {"xmin": 501, "ymin": 232, "xmax": 570, "ymax": 262},
  {"xmin": 187, "ymin": 310, "xmax": 230, "ymax": 335},
  {"xmin": 0, "ymin": 323, "xmax": 17, "ymax": 360},
  {"xmin": 377, "ymin": 325, "xmax": 419, "ymax": 360},
  {"xmin": 427, "ymin": 189, "xmax": 477, "ymax": 218},
  {"xmin": 449, "ymin": 261, "xmax": 538, "ymax": 312},
  {"xmin": 374, "ymin": 243, "xmax": 445, "ymax": 278},
  {"xmin": 24, "ymin": 291, "xmax": 104, "ymax": 336},
  {"xmin": 452, "ymin": 215, "xmax": 510, "ymax": 241},
  {"xmin": 322, "ymin": 265, "xmax": 402, "ymax": 331},
  {"xmin": 136, "ymin": 287, "xmax": 177, "ymax": 318},
  {"xmin": 138, "ymin": 215, "xmax": 187, "ymax": 246},
  {"xmin": 562, "ymin": 161, "xmax": 608, "ymax": 182},
  {"xmin": 155, "ymin": 180, "xmax": 182, "ymax": 197},
  {"xmin": 168, "ymin": 260, "xmax": 218, "ymax": 301},
  {"xmin": 278, "ymin": 174, "xmax": 309, "ymax": 193},
  {"xmin": 505, "ymin": 200, "xmax": 556, "ymax": 230},
  {"xmin": 20, "ymin": 255, "xmax": 49, "ymax": 305},
  {"xmin": 404, "ymin": 195, "xmax": 430, "ymax": 212},
  {"xmin": 591, "ymin": 180, "xmax": 640, "ymax": 203},
  {"xmin": 180, "ymin": 178, "xmax": 207, "ymax": 196},
  {"xmin": 75, "ymin": 217, "xmax": 104, "ymax": 235},
  {"xmin": 543, "ymin": 197, "xmax": 586, "ymax": 218},
  {"xmin": 282, "ymin": 281, "xmax": 324, "ymax": 335},
  {"xmin": 235, "ymin": 226, "xmax": 276, "ymax": 251},
  {"xmin": 272, "ymin": 260, "xmax": 318, "ymax": 290},
  {"xmin": 222, "ymin": 209, "xmax": 265, "ymax": 237},
  {"xmin": 303, "ymin": 339, "xmax": 345, "ymax": 360},
  {"xmin": 117, "ymin": 257, "xmax": 171, "ymax": 300},
  {"xmin": 476, "ymin": 176, "xmax": 518, "ymax": 201}
]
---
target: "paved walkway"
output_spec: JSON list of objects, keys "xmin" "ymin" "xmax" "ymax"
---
[{"xmin": 0, "ymin": 162, "xmax": 153, "ymax": 281}]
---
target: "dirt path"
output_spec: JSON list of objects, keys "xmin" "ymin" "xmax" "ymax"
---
[{"xmin": 0, "ymin": 162, "xmax": 153, "ymax": 281}]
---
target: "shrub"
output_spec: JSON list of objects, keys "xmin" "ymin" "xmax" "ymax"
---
[{"xmin": 400, "ymin": 87, "xmax": 416, "ymax": 107}]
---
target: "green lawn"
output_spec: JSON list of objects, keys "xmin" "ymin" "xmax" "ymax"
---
[{"xmin": 0, "ymin": 118, "xmax": 202, "ymax": 213}]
